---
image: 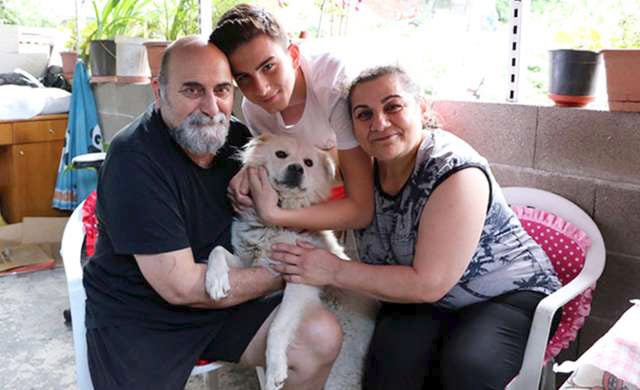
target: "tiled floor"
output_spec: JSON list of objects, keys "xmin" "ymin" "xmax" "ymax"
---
[{"xmin": 0, "ymin": 266, "xmax": 259, "ymax": 390}]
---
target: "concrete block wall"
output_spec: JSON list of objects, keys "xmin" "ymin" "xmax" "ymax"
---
[
  {"xmin": 93, "ymin": 83, "xmax": 155, "ymax": 142},
  {"xmin": 433, "ymin": 100, "xmax": 640, "ymax": 359},
  {"xmin": 93, "ymin": 83, "xmax": 244, "ymax": 143},
  {"xmin": 93, "ymin": 83, "xmax": 640, "ymax": 361}
]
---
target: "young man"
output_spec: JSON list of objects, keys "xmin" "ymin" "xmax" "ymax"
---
[
  {"xmin": 210, "ymin": 4, "xmax": 374, "ymax": 232},
  {"xmin": 83, "ymin": 36, "xmax": 341, "ymax": 390}
]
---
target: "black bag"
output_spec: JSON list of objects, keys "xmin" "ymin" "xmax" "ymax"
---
[{"xmin": 40, "ymin": 65, "xmax": 72, "ymax": 92}]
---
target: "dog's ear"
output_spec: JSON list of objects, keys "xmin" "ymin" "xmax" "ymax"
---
[
  {"xmin": 242, "ymin": 133, "xmax": 273, "ymax": 166},
  {"xmin": 320, "ymin": 150, "xmax": 337, "ymax": 181},
  {"xmin": 257, "ymin": 132, "xmax": 272, "ymax": 143}
]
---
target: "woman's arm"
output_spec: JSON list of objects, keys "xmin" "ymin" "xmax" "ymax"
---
[
  {"xmin": 270, "ymin": 168, "xmax": 489, "ymax": 303},
  {"xmin": 250, "ymin": 146, "xmax": 374, "ymax": 230}
]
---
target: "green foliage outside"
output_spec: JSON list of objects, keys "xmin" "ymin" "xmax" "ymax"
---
[
  {"xmin": 71, "ymin": 0, "xmax": 244, "ymax": 59},
  {"xmin": 0, "ymin": 0, "xmax": 19, "ymax": 25},
  {"xmin": 0, "ymin": 0, "xmax": 60, "ymax": 27},
  {"xmin": 146, "ymin": 0, "xmax": 200, "ymax": 41}
]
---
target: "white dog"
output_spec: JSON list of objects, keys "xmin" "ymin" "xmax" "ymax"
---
[{"xmin": 205, "ymin": 133, "xmax": 353, "ymax": 390}]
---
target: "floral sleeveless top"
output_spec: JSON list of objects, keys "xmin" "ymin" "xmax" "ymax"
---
[{"xmin": 356, "ymin": 129, "xmax": 561, "ymax": 309}]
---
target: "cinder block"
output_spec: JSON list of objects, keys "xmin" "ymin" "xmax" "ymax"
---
[
  {"xmin": 589, "ymin": 252, "xmax": 640, "ymax": 321},
  {"xmin": 536, "ymin": 107, "xmax": 640, "ymax": 185},
  {"xmin": 491, "ymin": 163, "xmax": 596, "ymax": 214},
  {"xmin": 93, "ymin": 83, "xmax": 119, "ymax": 116},
  {"xmin": 594, "ymin": 183, "xmax": 640, "ymax": 256},
  {"xmin": 114, "ymin": 83, "xmax": 154, "ymax": 116},
  {"xmin": 99, "ymin": 113, "xmax": 136, "ymax": 143},
  {"xmin": 432, "ymin": 101, "xmax": 538, "ymax": 167},
  {"xmin": 577, "ymin": 315, "xmax": 615, "ymax": 356}
]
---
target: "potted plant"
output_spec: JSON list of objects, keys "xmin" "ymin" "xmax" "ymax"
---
[
  {"xmin": 601, "ymin": 49, "xmax": 640, "ymax": 111},
  {"xmin": 60, "ymin": 19, "xmax": 81, "ymax": 82},
  {"xmin": 548, "ymin": 49, "xmax": 600, "ymax": 107},
  {"xmin": 548, "ymin": 27, "xmax": 602, "ymax": 107},
  {"xmin": 84, "ymin": 0, "xmax": 149, "ymax": 82},
  {"xmin": 143, "ymin": 0, "xmax": 199, "ymax": 79},
  {"xmin": 601, "ymin": 14, "xmax": 640, "ymax": 112},
  {"xmin": 60, "ymin": 50, "xmax": 79, "ymax": 82}
]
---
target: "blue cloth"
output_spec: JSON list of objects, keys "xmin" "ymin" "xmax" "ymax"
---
[{"xmin": 52, "ymin": 61, "xmax": 104, "ymax": 210}]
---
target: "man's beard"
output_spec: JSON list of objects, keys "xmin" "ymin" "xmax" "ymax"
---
[{"xmin": 168, "ymin": 111, "xmax": 230, "ymax": 156}]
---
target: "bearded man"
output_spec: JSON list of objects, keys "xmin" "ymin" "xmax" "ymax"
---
[{"xmin": 83, "ymin": 36, "xmax": 341, "ymax": 390}]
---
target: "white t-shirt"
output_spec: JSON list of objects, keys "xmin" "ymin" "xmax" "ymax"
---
[{"xmin": 241, "ymin": 50, "xmax": 359, "ymax": 151}]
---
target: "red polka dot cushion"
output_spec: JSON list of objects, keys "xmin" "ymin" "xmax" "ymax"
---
[{"xmin": 512, "ymin": 205, "xmax": 594, "ymax": 363}]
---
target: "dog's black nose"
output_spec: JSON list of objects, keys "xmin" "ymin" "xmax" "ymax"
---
[
  {"xmin": 287, "ymin": 164, "xmax": 303, "ymax": 175},
  {"xmin": 282, "ymin": 164, "xmax": 304, "ymax": 188}
]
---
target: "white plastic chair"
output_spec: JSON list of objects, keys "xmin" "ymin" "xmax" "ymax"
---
[
  {"xmin": 61, "ymin": 201, "xmax": 266, "ymax": 390},
  {"xmin": 503, "ymin": 187, "xmax": 606, "ymax": 390}
]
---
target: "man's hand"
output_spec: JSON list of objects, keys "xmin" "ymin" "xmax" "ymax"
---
[{"xmin": 228, "ymin": 167, "xmax": 254, "ymax": 213}]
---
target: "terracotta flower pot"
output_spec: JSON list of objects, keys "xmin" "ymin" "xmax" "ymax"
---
[
  {"xmin": 601, "ymin": 49, "xmax": 640, "ymax": 112},
  {"xmin": 60, "ymin": 51, "xmax": 78, "ymax": 81},
  {"xmin": 548, "ymin": 49, "xmax": 599, "ymax": 108},
  {"xmin": 143, "ymin": 41, "xmax": 171, "ymax": 80}
]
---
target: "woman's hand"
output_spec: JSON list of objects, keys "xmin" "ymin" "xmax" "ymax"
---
[
  {"xmin": 270, "ymin": 241, "xmax": 343, "ymax": 286},
  {"xmin": 247, "ymin": 166, "xmax": 282, "ymax": 225},
  {"xmin": 227, "ymin": 167, "xmax": 254, "ymax": 213}
]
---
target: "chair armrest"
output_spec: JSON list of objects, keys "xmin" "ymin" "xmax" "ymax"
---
[
  {"xmin": 507, "ymin": 271, "xmax": 598, "ymax": 390},
  {"xmin": 71, "ymin": 152, "xmax": 106, "ymax": 170},
  {"xmin": 61, "ymin": 202, "xmax": 86, "ymax": 287}
]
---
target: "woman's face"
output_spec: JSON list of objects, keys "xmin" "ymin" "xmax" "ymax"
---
[{"xmin": 350, "ymin": 74, "xmax": 427, "ymax": 162}]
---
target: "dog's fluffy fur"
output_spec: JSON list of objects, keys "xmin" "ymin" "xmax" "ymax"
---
[{"xmin": 205, "ymin": 133, "xmax": 375, "ymax": 390}]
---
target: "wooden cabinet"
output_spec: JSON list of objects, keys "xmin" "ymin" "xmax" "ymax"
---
[{"xmin": 0, "ymin": 114, "xmax": 70, "ymax": 224}]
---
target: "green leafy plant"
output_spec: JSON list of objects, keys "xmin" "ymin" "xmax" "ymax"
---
[
  {"xmin": 611, "ymin": 14, "xmax": 640, "ymax": 48},
  {"xmin": 147, "ymin": 0, "xmax": 199, "ymax": 41},
  {"xmin": 90, "ymin": 0, "xmax": 150, "ymax": 40},
  {"xmin": 145, "ymin": 0, "xmax": 245, "ymax": 41},
  {"xmin": 78, "ymin": 0, "xmax": 150, "ymax": 57},
  {"xmin": 554, "ymin": 27, "xmax": 603, "ymax": 51},
  {"xmin": 212, "ymin": 0, "xmax": 246, "ymax": 26}
]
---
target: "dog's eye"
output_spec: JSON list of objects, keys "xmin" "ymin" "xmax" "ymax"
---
[
  {"xmin": 275, "ymin": 150, "xmax": 288, "ymax": 159},
  {"xmin": 304, "ymin": 159, "xmax": 313, "ymax": 167}
]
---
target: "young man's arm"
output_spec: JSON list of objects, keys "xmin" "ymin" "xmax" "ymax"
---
[{"xmin": 136, "ymin": 249, "xmax": 283, "ymax": 309}]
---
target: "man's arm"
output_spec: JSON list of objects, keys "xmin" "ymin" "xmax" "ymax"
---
[{"xmin": 136, "ymin": 248, "xmax": 283, "ymax": 309}]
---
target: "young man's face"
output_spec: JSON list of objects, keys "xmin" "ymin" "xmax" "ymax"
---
[{"xmin": 228, "ymin": 34, "xmax": 300, "ymax": 114}]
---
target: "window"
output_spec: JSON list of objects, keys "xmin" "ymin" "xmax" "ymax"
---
[{"xmin": 272, "ymin": 0, "xmax": 640, "ymax": 106}]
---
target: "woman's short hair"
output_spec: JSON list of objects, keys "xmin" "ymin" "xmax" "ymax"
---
[
  {"xmin": 347, "ymin": 65, "xmax": 440, "ymax": 129},
  {"xmin": 347, "ymin": 66, "xmax": 421, "ymax": 111},
  {"xmin": 209, "ymin": 4, "xmax": 288, "ymax": 56}
]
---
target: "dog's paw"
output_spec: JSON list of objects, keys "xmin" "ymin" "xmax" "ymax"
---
[
  {"xmin": 266, "ymin": 361, "xmax": 288, "ymax": 390},
  {"xmin": 205, "ymin": 247, "xmax": 231, "ymax": 300}
]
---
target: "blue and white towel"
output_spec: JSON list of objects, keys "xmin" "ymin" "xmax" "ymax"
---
[{"xmin": 52, "ymin": 61, "xmax": 104, "ymax": 210}]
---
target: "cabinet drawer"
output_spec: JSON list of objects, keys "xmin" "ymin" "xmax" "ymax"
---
[
  {"xmin": 13, "ymin": 119, "xmax": 67, "ymax": 143},
  {"xmin": 0, "ymin": 123, "xmax": 11, "ymax": 145}
]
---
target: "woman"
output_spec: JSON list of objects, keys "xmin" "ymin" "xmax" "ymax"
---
[{"xmin": 266, "ymin": 66, "xmax": 562, "ymax": 389}]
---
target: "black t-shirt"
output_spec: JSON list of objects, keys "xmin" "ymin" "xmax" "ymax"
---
[{"xmin": 83, "ymin": 107, "xmax": 251, "ymax": 330}]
